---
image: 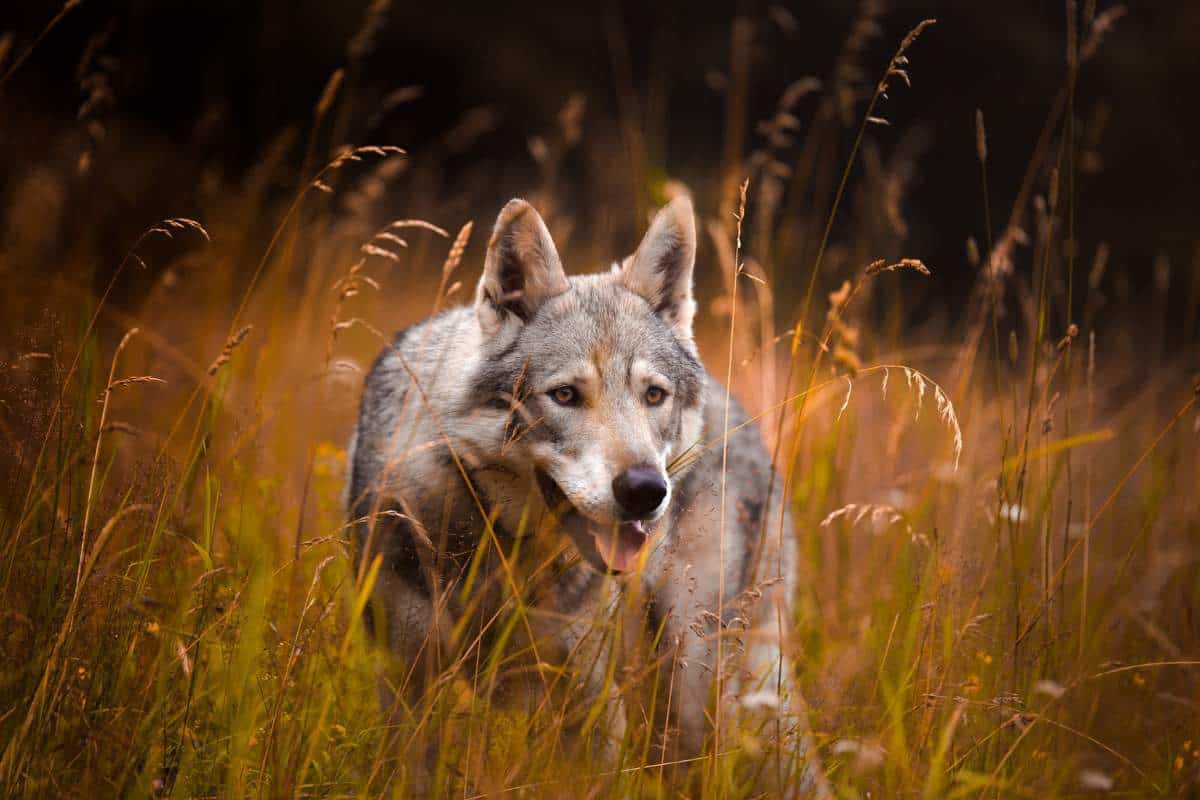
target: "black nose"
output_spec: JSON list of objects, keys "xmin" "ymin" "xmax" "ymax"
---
[{"xmin": 612, "ymin": 464, "xmax": 668, "ymax": 518}]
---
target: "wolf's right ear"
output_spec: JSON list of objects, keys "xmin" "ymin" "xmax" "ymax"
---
[{"xmin": 475, "ymin": 199, "xmax": 569, "ymax": 337}]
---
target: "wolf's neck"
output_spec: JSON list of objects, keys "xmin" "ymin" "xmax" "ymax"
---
[{"xmin": 461, "ymin": 461, "xmax": 542, "ymax": 539}]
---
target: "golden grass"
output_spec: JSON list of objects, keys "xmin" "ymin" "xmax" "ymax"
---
[{"xmin": 2, "ymin": 3, "xmax": 1199, "ymax": 798}]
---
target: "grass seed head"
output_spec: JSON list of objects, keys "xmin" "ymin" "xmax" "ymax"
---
[{"xmin": 207, "ymin": 325, "xmax": 254, "ymax": 376}]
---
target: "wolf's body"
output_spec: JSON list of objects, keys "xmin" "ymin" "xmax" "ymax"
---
[{"xmin": 346, "ymin": 197, "xmax": 824, "ymax": 791}]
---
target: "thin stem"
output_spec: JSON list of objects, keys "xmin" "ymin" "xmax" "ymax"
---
[{"xmin": 713, "ymin": 178, "xmax": 749, "ymax": 786}]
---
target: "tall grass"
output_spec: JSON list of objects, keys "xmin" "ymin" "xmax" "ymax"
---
[{"xmin": 2, "ymin": 2, "xmax": 1199, "ymax": 797}]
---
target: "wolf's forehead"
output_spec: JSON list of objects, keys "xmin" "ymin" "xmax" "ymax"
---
[
  {"xmin": 485, "ymin": 278, "xmax": 705, "ymax": 405},
  {"xmin": 529, "ymin": 282, "xmax": 668, "ymax": 363}
]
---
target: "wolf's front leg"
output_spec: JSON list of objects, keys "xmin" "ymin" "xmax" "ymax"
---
[
  {"xmin": 647, "ymin": 614, "xmax": 828, "ymax": 797},
  {"xmin": 533, "ymin": 587, "xmax": 629, "ymax": 768},
  {"xmin": 735, "ymin": 626, "xmax": 832, "ymax": 798}
]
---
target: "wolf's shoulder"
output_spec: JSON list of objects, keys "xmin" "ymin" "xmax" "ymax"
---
[
  {"xmin": 686, "ymin": 373, "xmax": 777, "ymax": 494},
  {"xmin": 350, "ymin": 307, "xmax": 480, "ymax": 501},
  {"xmin": 355, "ymin": 306, "xmax": 479, "ymax": 441},
  {"xmin": 363, "ymin": 307, "xmax": 475, "ymax": 383},
  {"xmin": 697, "ymin": 374, "xmax": 765, "ymax": 452}
]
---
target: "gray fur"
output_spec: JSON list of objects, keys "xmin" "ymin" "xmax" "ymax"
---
[{"xmin": 347, "ymin": 197, "xmax": 826, "ymax": 793}]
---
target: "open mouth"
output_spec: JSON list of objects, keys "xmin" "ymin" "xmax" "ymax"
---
[{"xmin": 534, "ymin": 469, "xmax": 652, "ymax": 574}]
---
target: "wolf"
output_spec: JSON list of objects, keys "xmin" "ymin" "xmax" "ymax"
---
[{"xmin": 346, "ymin": 195, "xmax": 826, "ymax": 793}]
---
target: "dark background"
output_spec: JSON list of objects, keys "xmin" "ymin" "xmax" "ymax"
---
[{"xmin": 3, "ymin": 0, "xmax": 1198, "ymax": 329}]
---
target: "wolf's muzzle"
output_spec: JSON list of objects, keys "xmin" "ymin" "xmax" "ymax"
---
[{"xmin": 612, "ymin": 464, "xmax": 668, "ymax": 518}]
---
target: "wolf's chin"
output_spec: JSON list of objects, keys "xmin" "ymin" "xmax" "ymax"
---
[{"xmin": 533, "ymin": 468, "xmax": 651, "ymax": 574}]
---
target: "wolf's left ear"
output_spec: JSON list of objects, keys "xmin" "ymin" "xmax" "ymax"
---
[
  {"xmin": 620, "ymin": 196, "xmax": 697, "ymax": 345},
  {"xmin": 476, "ymin": 198, "xmax": 569, "ymax": 337}
]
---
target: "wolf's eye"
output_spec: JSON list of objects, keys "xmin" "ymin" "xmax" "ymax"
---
[
  {"xmin": 644, "ymin": 386, "xmax": 667, "ymax": 406},
  {"xmin": 549, "ymin": 385, "xmax": 580, "ymax": 407}
]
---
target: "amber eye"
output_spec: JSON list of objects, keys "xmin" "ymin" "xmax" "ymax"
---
[
  {"xmin": 645, "ymin": 386, "xmax": 667, "ymax": 406},
  {"xmin": 550, "ymin": 385, "xmax": 579, "ymax": 406}
]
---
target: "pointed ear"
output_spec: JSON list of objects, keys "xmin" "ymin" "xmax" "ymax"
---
[
  {"xmin": 619, "ymin": 196, "xmax": 697, "ymax": 344},
  {"xmin": 475, "ymin": 199, "xmax": 569, "ymax": 336}
]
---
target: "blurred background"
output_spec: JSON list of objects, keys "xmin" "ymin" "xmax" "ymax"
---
[
  {"xmin": 2, "ymin": 1, "xmax": 1199, "ymax": 796},
  {"xmin": 3, "ymin": 0, "xmax": 1199, "ymax": 322}
]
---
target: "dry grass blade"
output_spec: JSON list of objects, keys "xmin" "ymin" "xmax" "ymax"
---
[
  {"xmin": 207, "ymin": 325, "xmax": 254, "ymax": 376},
  {"xmin": 713, "ymin": 177, "xmax": 750, "ymax": 771},
  {"xmin": 0, "ymin": 1, "xmax": 83, "ymax": 90},
  {"xmin": 385, "ymin": 218, "xmax": 451, "ymax": 237},
  {"xmin": 442, "ymin": 222, "xmax": 472, "ymax": 277},
  {"xmin": 106, "ymin": 375, "xmax": 165, "ymax": 391},
  {"xmin": 432, "ymin": 221, "xmax": 474, "ymax": 314},
  {"xmin": 81, "ymin": 327, "xmax": 140, "ymax": 572},
  {"xmin": 975, "ymin": 108, "xmax": 988, "ymax": 163},
  {"xmin": 873, "ymin": 18, "xmax": 937, "ymax": 110},
  {"xmin": 360, "ymin": 243, "xmax": 400, "ymax": 260},
  {"xmin": 864, "ymin": 257, "xmax": 931, "ymax": 276},
  {"xmin": 329, "ymin": 144, "xmax": 406, "ymax": 169},
  {"xmin": 836, "ymin": 376, "xmax": 852, "ymax": 422},
  {"xmin": 821, "ymin": 503, "xmax": 919, "ymax": 542},
  {"xmin": 315, "ymin": 69, "xmax": 344, "ymax": 118},
  {"xmin": 0, "ymin": 32, "xmax": 14, "ymax": 73},
  {"xmin": 1081, "ymin": 6, "xmax": 1127, "ymax": 62},
  {"xmin": 148, "ymin": 217, "xmax": 210, "ymax": 242},
  {"xmin": 870, "ymin": 364, "xmax": 964, "ymax": 469}
]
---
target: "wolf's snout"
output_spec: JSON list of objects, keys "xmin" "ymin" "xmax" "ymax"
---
[{"xmin": 612, "ymin": 465, "xmax": 668, "ymax": 518}]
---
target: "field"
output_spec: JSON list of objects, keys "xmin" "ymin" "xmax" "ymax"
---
[{"xmin": 2, "ymin": 2, "xmax": 1198, "ymax": 797}]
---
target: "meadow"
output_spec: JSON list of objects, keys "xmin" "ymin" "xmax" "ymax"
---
[{"xmin": 1, "ymin": 2, "xmax": 1198, "ymax": 797}]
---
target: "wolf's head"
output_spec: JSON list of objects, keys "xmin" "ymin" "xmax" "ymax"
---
[{"xmin": 467, "ymin": 196, "xmax": 706, "ymax": 574}]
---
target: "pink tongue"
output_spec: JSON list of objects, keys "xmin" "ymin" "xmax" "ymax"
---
[{"xmin": 598, "ymin": 521, "xmax": 649, "ymax": 572}]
